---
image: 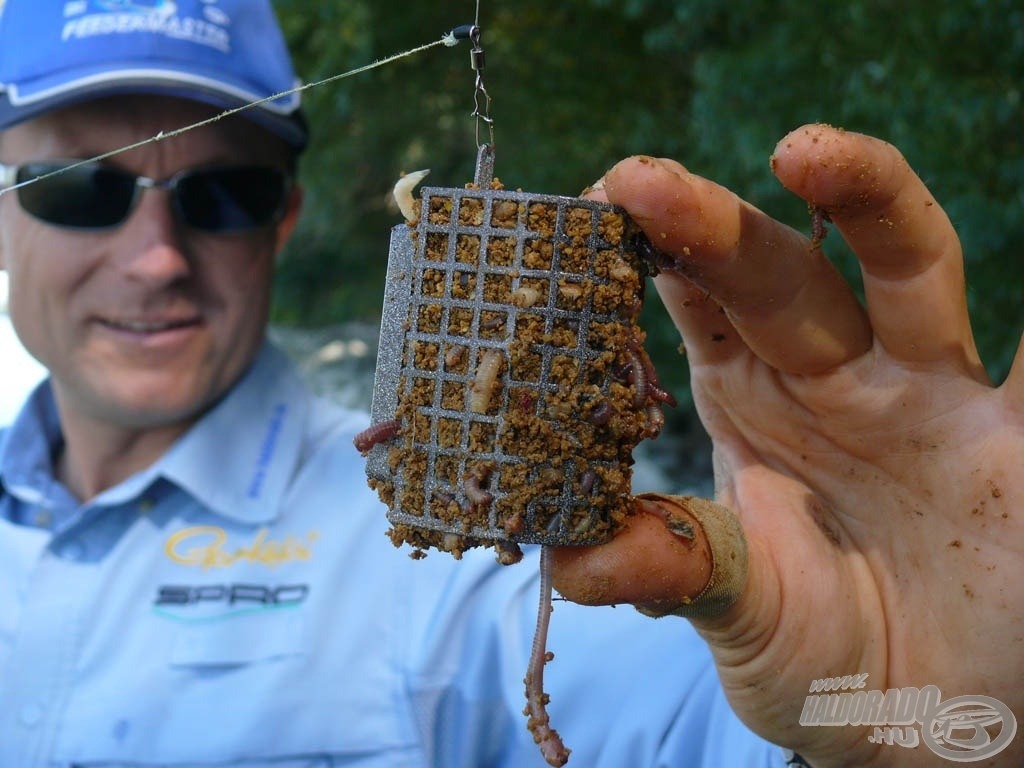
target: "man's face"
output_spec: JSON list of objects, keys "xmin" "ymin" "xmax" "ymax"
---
[{"xmin": 0, "ymin": 96, "xmax": 301, "ymax": 432}]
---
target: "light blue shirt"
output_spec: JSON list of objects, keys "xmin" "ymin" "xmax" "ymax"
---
[{"xmin": 0, "ymin": 342, "xmax": 781, "ymax": 767}]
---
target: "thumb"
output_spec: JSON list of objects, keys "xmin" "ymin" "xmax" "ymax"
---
[{"xmin": 550, "ymin": 494, "xmax": 748, "ymax": 620}]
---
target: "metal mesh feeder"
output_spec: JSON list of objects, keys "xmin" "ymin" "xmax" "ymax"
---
[{"xmin": 364, "ymin": 146, "xmax": 661, "ymax": 561}]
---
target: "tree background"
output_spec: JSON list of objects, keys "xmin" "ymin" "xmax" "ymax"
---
[{"xmin": 271, "ymin": 0, "xmax": 1023, "ymax": 464}]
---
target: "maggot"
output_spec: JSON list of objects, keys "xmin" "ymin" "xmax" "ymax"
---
[
  {"xmin": 511, "ymin": 285, "xmax": 541, "ymax": 308},
  {"xmin": 469, "ymin": 349, "xmax": 504, "ymax": 414},
  {"xmin": 393, "ymin": 169, "xmax": 430, "ymax": 222}
]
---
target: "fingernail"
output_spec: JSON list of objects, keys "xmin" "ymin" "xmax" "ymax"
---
[{"xmin": 636, "ymin": 495, "xmax": 699, "ymax": 544}]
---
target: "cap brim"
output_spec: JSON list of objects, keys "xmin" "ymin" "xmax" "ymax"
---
[{"xmin": 0, "ymin": 77, "xmax": 309, "ymax": 150}]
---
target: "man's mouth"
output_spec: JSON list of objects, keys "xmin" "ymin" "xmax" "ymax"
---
[{"xmin": 100, "ymin": 317, "xmax": 200, "ymax": 333}]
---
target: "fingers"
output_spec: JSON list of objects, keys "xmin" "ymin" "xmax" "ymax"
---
[
  {"xmin": 649, "ymin": 272, "xmax": 746, "ymax": 368},
  {"xmin": 604, "ymin": 125, "xmax": 986, "ymax": 378},
  {"xmin": 550, "ymin": 495, "xmax": 747, "ymax": 620},
  {"xmin": 772, "ymin": 124, "xmax": 986, "ymax": 378},
  {"xmin": 604, "ymin": 156, "xmax": 872, "ymax": 375}
]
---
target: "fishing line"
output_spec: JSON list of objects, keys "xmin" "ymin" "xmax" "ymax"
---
[{"xmin": 0, "ymin": 28, "xmax": 470, "ymax": 197}]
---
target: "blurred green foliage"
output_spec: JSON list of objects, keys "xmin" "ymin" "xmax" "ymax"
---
[{"xmin": 272, "ymin": 0, "xmax": 1024, "ymax": 401}]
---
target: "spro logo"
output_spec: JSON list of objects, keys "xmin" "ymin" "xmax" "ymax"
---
[
  {"xmin": 62, "ymin": 1, "xmax": 231, "ymax": 52},
  {"xmin": 153, "ymin": 583, "xmax": 310, "ymax": 622},
  {"xmin": 164, "ymin": 526, "xmax": 320, "ymax": 570}
]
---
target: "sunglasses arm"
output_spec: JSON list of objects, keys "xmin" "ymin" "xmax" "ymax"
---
[{"xmin": 0, "ymin": 163, "xmax": 15, "ymax": 192}]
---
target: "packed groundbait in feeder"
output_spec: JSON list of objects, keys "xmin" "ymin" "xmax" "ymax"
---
[
  {"xmin": 354, "ymin": 144, "xmax": 675, "ymax": 766},
  {"xmin": 358, "ymin": 144, "xmax": 674, "ymax": 562}
]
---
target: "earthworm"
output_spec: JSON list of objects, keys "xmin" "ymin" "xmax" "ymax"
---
[
  {"xmin": 634, "ymin": 233, "xmax": 680, "ymax": 274},
  {"xmin": 626, "ymin": 345, "xmax": 648, "ymax": 409},
  {"xmin": 634, "ymin": 344, "xmax": 675, "ymax": 411},
  {"xmin": 469, "ymin": 349, "xmax": 503, "ymax": 414},
  {"xmin": 393, "ymin": 169, "xmax": 430, "ymax": 222},
  {"xmin": 645, "ymin": 403, "xmax": 666, "ymax": 439},
  {"xmin": 353, "ymin": 419, "xmax": 401, "ymax": 456},
  {"xmin": 629, "ymin": 339, "xmax": 678, "ymax": 408},
  {"xmin": 524, "ymin": 545, "xmax": 571, "ymax": 766},
  {"xmin": 586, "ymin": 400, "xmax": 613, "ymax": 427},
  {"xmin": 480, "ymin": 314, "xmax": 507, "ymax": 332},
  {"xmin": 579, "ymin": 469, "xmax": 597, "ymax": 495},
  {"xmin": 810, "ymin": 204, "xmax": 831, "ymax": 246},
  {"xmin": 648, "ymin": 382, "xmax": 677, "ymax": 407}
]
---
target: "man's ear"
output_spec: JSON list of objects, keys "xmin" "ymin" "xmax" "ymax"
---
[{"xmin": 274, "ymin": 183, "xmax": 304, "ymax": 257}]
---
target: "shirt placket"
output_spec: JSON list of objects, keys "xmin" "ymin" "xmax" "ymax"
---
[{"xmin": 0, "ymin": 540, "xmax": 96, "ymax": 767}]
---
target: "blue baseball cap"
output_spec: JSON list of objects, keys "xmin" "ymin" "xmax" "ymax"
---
[{"xmin": 0, "ymin": 0, "xmax": 308, "ymax": 150}]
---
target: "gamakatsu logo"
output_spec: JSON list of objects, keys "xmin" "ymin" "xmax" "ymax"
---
[{"xmin": 800, "ymin": 673, "xmax": 1017, "ymax": 762}]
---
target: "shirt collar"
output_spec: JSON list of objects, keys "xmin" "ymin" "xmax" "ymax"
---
[
  {"xmin": 0, "ymin": 342, "xmax": 310, "ymax": 526},
  {"xmin": 0, "ymin": 377, "xmax": 74, "ymax": 510},
  {"xmin": 158, "ymin": 342, "xmax": 309, "ymax": 525}
]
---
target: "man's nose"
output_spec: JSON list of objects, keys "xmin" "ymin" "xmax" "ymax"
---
[{"xmin": 114, "ymin": 188, "xmax": 191, "ymax": 283}]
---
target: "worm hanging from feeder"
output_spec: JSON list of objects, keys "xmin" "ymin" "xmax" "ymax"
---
[{"xmin": 524, "ymin": 545, "xmax": 571, "ymax": 766}]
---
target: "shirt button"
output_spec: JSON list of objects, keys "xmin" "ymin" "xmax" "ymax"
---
[
  {"xmin": 58, "ymin": 540, "xmax": 86, "ymax": 561},
  {"xmin": 19, "ymin": 703, "xmax": 43, "ymax": 727},
  {"xmin": 33, "ymin": 510, "xmax": 52, "ymax": 529}
]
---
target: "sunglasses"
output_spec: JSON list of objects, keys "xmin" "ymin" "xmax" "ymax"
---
[{"xmin": 0, "ymin": 160, "xmax": 292, "ymax": 233}]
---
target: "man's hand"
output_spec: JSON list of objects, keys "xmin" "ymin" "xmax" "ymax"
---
[{"xmin": 553, "ymin": 124, "xmax": 1024, "ymax": 767}]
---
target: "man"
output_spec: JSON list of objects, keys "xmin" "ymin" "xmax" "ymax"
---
[{"xmin": 0, "ymin": 2, "xmax": 772, "ymax": 767}]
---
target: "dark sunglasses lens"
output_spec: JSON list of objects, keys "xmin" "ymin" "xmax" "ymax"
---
[
  {"xmin": 176, "ymin": 167, "xmax": 287, "ymax": 232},
  {"xmin": 17, "ymin": 163, "xmax": 136, "ymax": 228}
]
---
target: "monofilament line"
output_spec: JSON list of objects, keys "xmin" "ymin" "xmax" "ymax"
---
[{"xmin": 0, "ymin": 32, "xmax": 464, "ymax": 197}]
